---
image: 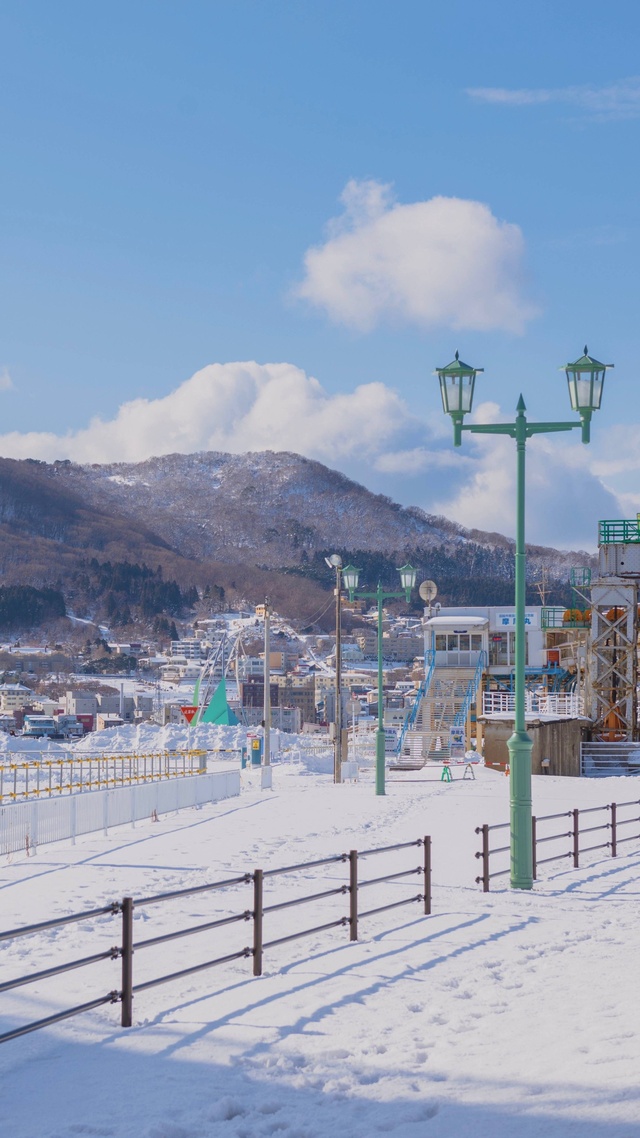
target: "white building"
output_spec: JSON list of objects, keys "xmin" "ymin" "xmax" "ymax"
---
[
  {"xmin": 171, "ymin": 639, "xmax": 203, "ymax": 660},
  {"xmin": 64, "ymin": 690, "xmax": 99, "ymax": 717},
  {"xmin": 424, "ymin": 606, "xmax": 546, "ymax": 673},
  {"xmin": 0, "ymin": 683, "xmax": 34, "ymax": 711}
]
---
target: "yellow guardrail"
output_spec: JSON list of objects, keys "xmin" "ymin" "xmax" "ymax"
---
[{"xmin": 0, "ymin": 749, "xmax": 215, "ymax": 804}]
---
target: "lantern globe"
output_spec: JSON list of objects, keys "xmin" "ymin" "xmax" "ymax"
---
[
  {"xmin": 341, "ymin": 564, "xmax": 360, "ymax": 593},
  {"xmin": 397, "ymin": 563, "xmax": 417, "ymax": 592},
  {"xmin": 434, "ymin": 351, "xmax": 483, "ymax": 417},
  {"xmin": 562, "ymin": 346, "xmax": 613, "ymax": 414}
]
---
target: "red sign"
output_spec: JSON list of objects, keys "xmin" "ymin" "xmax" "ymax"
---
[{"xmin": 180, "ymin": 706, "xmax": 198, "ymax": 724}]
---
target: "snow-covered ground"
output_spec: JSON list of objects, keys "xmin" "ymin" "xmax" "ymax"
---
[{"xmin": 2, "ymin": 764, "xmax": 640, "ymax": 1137}]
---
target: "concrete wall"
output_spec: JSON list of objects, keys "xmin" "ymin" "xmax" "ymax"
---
[{"xmin": 482, "ymin": 717, "xmax": 591, "ymax": 777}]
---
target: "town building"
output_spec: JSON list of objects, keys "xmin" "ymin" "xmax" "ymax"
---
[
  {"xmin": 64, "ymin": 690, "xmax": 99, "ymax": 718},
  {"xmin": 96, "ymin": 714, "xmax": 124, "ymax": 731},
  {"xmin": 171, "ymin": 639, "xmax": 204, "ymax": 661},
  {"xmin": 0, "ymin": 683, "xmax": 35, "ymax": 712},
  {"xmin": 272, "ymin": 675, "xmax": 316, "ymax": 725},
  {"xmin": 424, "ymin": 606, "xmax": 546, "ymax": 673}
]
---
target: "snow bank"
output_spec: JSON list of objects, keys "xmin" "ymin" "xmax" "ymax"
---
[
  {"xmin": 69, "ymin": 722, "xmax": 335, "ymax": 774},
  {"xmin": 70, "ymin": 721, "xmax": 250, "ymax": 754},
  {"xmin": 0, "ymin": 735, "xmax": 67, "ymax": 756}
]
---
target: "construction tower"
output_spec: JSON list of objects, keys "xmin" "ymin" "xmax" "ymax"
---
[{"xmin": 588, "ymin": 520, "xmax": 640, "ymax": 741}]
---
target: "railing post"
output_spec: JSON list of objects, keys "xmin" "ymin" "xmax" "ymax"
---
[
  {"xmin": 423, "ymin": 836, "xmax": 432, "ymax": 915},
  {"xmin": 252, "ymin": 869, "xmax": 263, "ymax": 976},
  {"xmin": 573, "ymin": 808, "xmax": 580, "ymax": 868},
  {"xmin": 121, "ymin": 896, "xmax": 134, "ymax": 1028},
  {"xmin": 349, "ymin": 850, "xmax": 358, "ymax": 941},
  {"xmin": 532, "ymin": 816, "xmax": 537, "ymax": 880},
  {"xmin": 481, "ymin": 824, "xmax": 490, "ymax": 892},
  {"xmin": 610, "ymin": 802, "xmax": 617, "ymax": 858}
]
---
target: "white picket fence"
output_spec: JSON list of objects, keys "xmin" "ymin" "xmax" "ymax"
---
[
  {"xmin": 482, "ymin": 692, "xmax": 584, "ymax": 718},
  {"xmin": 0, "ymin": 769, "xmax": 240, "ymax": 856}
]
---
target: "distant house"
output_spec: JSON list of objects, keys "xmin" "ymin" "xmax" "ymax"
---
[
  {"xmin": 0, "ymin": 683, "xmax": 34, "ymax": 712},
  {"xmin": 96, "ymin": 713, "xmax": 124, "ymax": 731}
]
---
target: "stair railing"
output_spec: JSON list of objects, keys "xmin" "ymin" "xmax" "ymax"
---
[
  {"xmin": 453, "ymin": 651, "xmax": 487, "ymax": 729},
  {"xmin": 395, "ymin": 647, "xmax": 436, "ymax": 756}
]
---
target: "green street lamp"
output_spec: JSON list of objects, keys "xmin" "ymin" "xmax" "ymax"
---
[
  {"xmin": 345, "ymin": 562, "xmax": 417, "ymax": 796},
  {"xmin": 437, "ymin": 351, "xmax": 484, "ymax": 447},
  {"xmin": 562, "ymin": 347, "xmax": 613, "ymax": 443},
  {"xmin": 341, "ymin": 564, "xmax": 360, "ymax": 593},
  {"xmin": 435, "ymin": 348, "xmax": 612, "ymax": 890}
]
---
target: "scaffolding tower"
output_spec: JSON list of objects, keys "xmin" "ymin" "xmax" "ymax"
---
[{"xmin": 588, "ymin": 520, "xmax": 640, "ymax": 741}]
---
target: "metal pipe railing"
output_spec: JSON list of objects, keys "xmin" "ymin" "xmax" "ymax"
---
[
  {"xmin": 1, "ymin": 834, "xmax": 433, "ymax": 1044},
  {"xmin": 475, "ymin": 797, "xmax": 640, "ymax": 889}
]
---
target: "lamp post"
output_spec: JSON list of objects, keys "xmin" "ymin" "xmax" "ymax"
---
[
  {"xmin": 263, "ymin": 597, "xmax": 271, "ymax": 768},
  {"xmin": 435, "ymin": 348, "xmax": 613, "ymax": 890},
  {"xmin": 325, "ymin": 554, "xmax": 344, "ymax": 784},
  {"xmin": 343, "ymin": 563, "xmax": 417, "ymax": 796}
]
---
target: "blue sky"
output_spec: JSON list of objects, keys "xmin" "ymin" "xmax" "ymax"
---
[{"xmin": 1, "ymin": 0, "xmax": 639, "ymax": 549}]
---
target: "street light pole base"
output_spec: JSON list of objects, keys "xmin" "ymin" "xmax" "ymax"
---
[
  {"xmin": 507, "ymin": 729, "xmax": 534, "ymax": 890},
  {"xmin": 375, "ymin": 730, "xmax": 386, "ymax": 796}
]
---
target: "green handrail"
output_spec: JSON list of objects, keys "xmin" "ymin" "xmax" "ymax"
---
[{"xmin": 599, "ymin": 519, "xmax": 640, "ymax": 545}]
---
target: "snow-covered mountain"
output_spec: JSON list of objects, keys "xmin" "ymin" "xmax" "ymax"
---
[
  {"xmin": 0, "ymin": 450, "xmax": 593, "ymax": 619},
  {"xmin": 49, "ymin": 450, "xmax": 590, "ymax": 574}
]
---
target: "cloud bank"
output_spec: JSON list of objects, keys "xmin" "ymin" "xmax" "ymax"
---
[
  {"xmin": 467, "ymin": 77, "xmax": 640, "ymax": 122},
  {"xmin": 0, "ymin": 361, "xmax": 626, "ymax": 550},
  {"xmin": 296, "ymin": 180, "xmax": 537, "ymax": 334},
  {"xmin": 0, "ymin": 361, "xmax": 417, "ymax": 467}
]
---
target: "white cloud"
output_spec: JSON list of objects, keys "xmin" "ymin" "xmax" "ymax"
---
[
  {"xmin": 295, "ymin": 180, "xmax": 537, "ymax": 334},
  {"xmin": 0, "ymin": 368, "xmax": 13, "ymax": 392},
  {"xmin": 467, "ymin": 77, "xmax": 640, "ymax": 122},
  {"xmin": 0, "ymin": 363, "xmax": 627, "ymax": 550},
  {"xmin": 0, "ymin": 361, "xmax": 418, "ymax": 467},
  {"xmin": 373, "ymin": 447, "xmax": 468, "ymax": 475}
]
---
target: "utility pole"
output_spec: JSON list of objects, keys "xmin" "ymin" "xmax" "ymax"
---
[
  {"xmin": 335, "ymin": 567, "xmax": 342, "ymax": 784},
  {"xmin": 263, "ymin": 597, "xmax": 271, "ymax": 767},
  {"xmin": 325, "ymin": 555, "xmax": 343, "ymax": 784}
]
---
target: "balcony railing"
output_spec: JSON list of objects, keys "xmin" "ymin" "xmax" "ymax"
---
[
  {"xmin": 599, "ymin": 519, "xmax": 640, "ymax": 545},
  {"xmin": 542, "ymin": 607, "xmax": 590, "ymax": 629},
  {"xmin": 482, "ymin": 692, "xmax": 584, "ymax": 718}
]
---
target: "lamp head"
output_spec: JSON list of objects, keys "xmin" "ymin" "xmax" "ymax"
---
[
  {"xmin": 341, "ymin": 564, "xmax": 360, "ymax": 594},
  {"xmin": 397, "ymin": 562, "xmax": 417, "ymax": 600},
  {"xmin": 325, "ymin": 554, "xmax": 343, "ymax": 569},
  {"xmin": 434, "ymin": 351, "xmax": 483, "ymax": 445},
  {"xmin": 562, "ymin": 346, "xmax": 613, "ymax": 442}
]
